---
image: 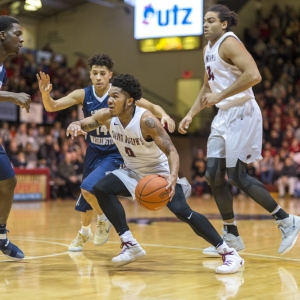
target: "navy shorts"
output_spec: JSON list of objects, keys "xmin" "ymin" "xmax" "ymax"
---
[
  {"xmin": 75, "ymin": 147, "xmax": 123, "ymax": 212},
  {"xmin": 0, "ymin": 145, "xmax": 15, "ymax": 181}
]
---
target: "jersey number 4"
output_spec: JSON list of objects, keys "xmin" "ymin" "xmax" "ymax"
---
[{"xmin": 207, "ymin": 66, "xmax": 214, "ymax": 81}]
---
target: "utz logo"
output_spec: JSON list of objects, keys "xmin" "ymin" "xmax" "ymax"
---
[{"xmin": 142, "ymin": 3, "xmax": 192, "ymax": 26}]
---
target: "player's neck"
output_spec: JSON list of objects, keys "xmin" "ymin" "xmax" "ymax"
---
[
  {"xmin": 0, "ymin": 48, "xmax": 9, "ymax": 65},
  {"xmin": 209, "ymin": 31, "xmax": 226, "ymax": 47},
  {"xmin": 118, "ymin": 106, "xmax": 136, "ymax": 128},
  {"xmin": 94, "ymin": 84, "xmax": 110, "ymax": 98}
]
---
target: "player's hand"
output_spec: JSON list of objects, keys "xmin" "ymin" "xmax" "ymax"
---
[
  {"xmin": 201, "ymin": 93, "xmax": 221, "ymax": 107},
  {"xmin": 159, "ymin": 174, "xmax": 176, "ymax": 200},
  {"xmin": 178, "ymin": 115, "xmax": 192, "ymax": 134},
  {"xmin": 160, "ymin": 114, "xmax": 175, "ymax": 133},
  {"xmin": 66, "ymin": 121, "xmax": 87, "ymax": 139},
  {"xmin": 36, "ymin": 71, "xmax": 52, "ymax": 94},
  {"xmin": 11, "ymin": 92, "xmax": 31, "ymax": 113}
]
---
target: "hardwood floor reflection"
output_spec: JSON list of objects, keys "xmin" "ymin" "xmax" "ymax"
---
[{"xmin": 1, "ymin": 195, "xmax": 300, "ymax": 299}]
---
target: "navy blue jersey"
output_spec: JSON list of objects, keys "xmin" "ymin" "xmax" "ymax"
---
[
  {"xmin": 82, "ymin": 85, "xmax": 118, "ymax": 154},
  {"xmin": 0, "ymin": 64, "xmax": 7, "ymax": 89}
]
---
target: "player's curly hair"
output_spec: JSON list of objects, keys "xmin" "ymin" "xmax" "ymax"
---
[
  {"xmin": 0, "ymin": 15, "xmax": 19, "ymax": 32},
  {"xmin": 87, "ymin": 53, "xmax": 114, "ymax": 70},
  {"xmin": 207, "ymin": 5, "xmax": 238, "ymax": 31},
  {"xmin": 111, "ymin": 74, "xmax": 142, "ymax": 101}
]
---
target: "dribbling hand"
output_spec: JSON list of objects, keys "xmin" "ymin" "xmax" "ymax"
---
[
  {"xmin": 36, "ymin": 71, "xmax": 52, "ymax": 94},
  {"xmin": 66, "ymin": 121, "xmax": 87, "ymax": 139},
  {"xmin": 178, "ymin": 115, "xmax": 192, "ymax": 134},
  {"xmin": 158, "ymin": 174, "xmax": 176, "ymax": 201}
]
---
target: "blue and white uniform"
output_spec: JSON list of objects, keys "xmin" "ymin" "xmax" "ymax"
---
[
  {"xmin": 76, "ymin": 85, "xmax": 123, "ymax": 212},
  {"xmin": 0, "ymin": 64, "xmax": 15, "ymax": 181}
]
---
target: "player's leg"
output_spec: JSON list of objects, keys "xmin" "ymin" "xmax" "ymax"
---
[
  {"xmin": 228, "ymin": 159, "xmax": 300, "ymax": 254},
  {"xmin": 69, "ymin": 194, "xmax": 94, "ymax": 252},
  {"xmin": 93, "ymin": 172, "xmax": 146, "ymax": 267},
  {"xmin": 167, "ymin": 184, "xmax": 244, "ymax": 274},
  {"xmin": 204, "ymin": 157, "xmax": 245, "ymax": 257},
  {"xmin": 0, "ymin": 147, "xmax": 24, "ymax": 260},
  {"xmin": 203, "ymin": 112, "xmax": 245, "ymax": 256},
  {"xmin": 80, "ymin": 152, "xmax": 124, "ymax": 246}
]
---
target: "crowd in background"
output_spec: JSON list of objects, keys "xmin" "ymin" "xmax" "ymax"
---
[{"xmin": 1, "ymin": 4, "xmax": 300, "ymax": 199}]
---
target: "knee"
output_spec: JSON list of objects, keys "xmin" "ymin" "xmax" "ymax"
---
[
  {"xmin": 227, "ymin": 170, "xmax": 238, "ymax": 187},
  {"xmin": 167, "ymin": 200, "xmax": 191, "ymax": 217},
  {"xmin": 81, "ymin": 189, "xmax": 93, "ymax": 204},
  {"xmin": 205, "ymin": 168, "xmax": 225, "ymax": 187},
  {"xmin": 93, "ymin": 180, "xmax": 108, "ymax": 200}
]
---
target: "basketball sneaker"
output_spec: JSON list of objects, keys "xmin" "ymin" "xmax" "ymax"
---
[
  {"xmin": 68, "ymin": 231, "xmax": 93, "ymax": 252},
  {"xmin": 112, "ymin": 237, "xmax": 146, "ymax": 267},
  {"xmin": 94, "ymin": 220, "xmax": 111, "ymax": 246},
  {"xmin": 277, "ymin": 214, "xmax": 300, "ymax": 255},
  {"xmin": 216, "ymin": 248, "xmax": 244, "ymax": 274},
  {"xmin": 203, "ymin": 228, "xmax": 245, "ymax": 257},
  {"xmin": 0, "ymin": 230, "xmax": 24, "ymax": 261}
]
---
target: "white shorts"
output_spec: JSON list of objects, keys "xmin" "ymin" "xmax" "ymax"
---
[
  {"xmin": 112, "ymin": 167, "xmax": 191, "ymax": 201},
  {"xmin": 207, "ymin": 99, "xmax": 263, "ymax": 168}
]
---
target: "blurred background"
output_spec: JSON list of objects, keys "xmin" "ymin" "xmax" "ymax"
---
[{"xmin": 0, "ymin": 0, "xmax": 300, "ymax": 201}]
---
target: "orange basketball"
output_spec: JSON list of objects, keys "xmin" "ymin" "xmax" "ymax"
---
[{"xmin": 135, "ymin": 174, "xmax": 171, "ymax": 211}]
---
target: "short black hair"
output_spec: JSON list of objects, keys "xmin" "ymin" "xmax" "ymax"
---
[
  {"xmin": 87, "ymin": 53, "xmax": 114, "ymax": 70},
  {"xmin": 0, "ymin": 15, "xmax": 19, "ymax": 32},
  {"xmin": 111, "ymin": 74, "xmax": 142, "ymax": 101},
  {"xmin": 207, "ymin": 5, "xmax": 238, "ymax": 31}
]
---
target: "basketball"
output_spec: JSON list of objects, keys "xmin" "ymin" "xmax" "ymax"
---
[{"xmin": 135, "ymin": 174, "xmax": 171, "ymax": 211}]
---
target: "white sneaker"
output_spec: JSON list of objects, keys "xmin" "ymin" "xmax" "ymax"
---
[
  {"xmin": 203, "ymin": 228, "xmax": 245, "ymax": 257},
  {"xmin": 68, "ymin": 232, "xmax": 93, "ymax": 252},
  {"xmin": 277, "ymin": 215, "xmax": 300, "ymax": 255},
  {"xmin": 216, "ymin": 248, "xmax": 244, "ymax": 274},
  {"xmin": 112, "ymin": 238, "xmax": 146, "ymax": 267},
  {"xmin": 94, "ymin": 220, "xmax": 111, "ymax": 246}
]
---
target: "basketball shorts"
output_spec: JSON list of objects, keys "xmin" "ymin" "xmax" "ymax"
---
[
  {"xmin": 207, "ymin": 98, "xmax": 262, "ymax": 168},
  {"xmin": 75, "ymin": 147, "xmax": 123, "ymax": 212},
  {"xmin": 111, "ymin": 167, "xmax": 191, "ymax": 201},
  {"xmin": 0, "ymin": 145, "xmax": 15, "ymax": 180}
]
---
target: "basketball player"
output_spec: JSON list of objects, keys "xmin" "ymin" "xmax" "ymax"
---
[
  {"xmin": 66, "ymin": 73, "xmax": 244, "ymax": 274},
  {"xmin": 0, "ymin": 16, "xmax": 31, "ymax": 260},
  {"xmin": 178, "ymin": 4, "xmax": 300, "ymax": 256},
  {"xmin": 37, "ymin": 53, "xmax": 175, "ymax": 252}
]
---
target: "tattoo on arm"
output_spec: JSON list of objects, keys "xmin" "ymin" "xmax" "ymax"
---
[
  {"xmin": 145, "ymin": 117, "xmax": 156, "ymax": 128},
  {"xmin": 81, "ymin": 120, "xmax": 100, "ymax": 131},
  {"xmin": 145, "ymin": 117, "xmax": 174, "ymax": 151}
]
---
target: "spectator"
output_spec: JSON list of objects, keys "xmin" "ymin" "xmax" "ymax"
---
[
  {"xmin": 259, "ymin": 150, "xmax": 274, "ymax": 184},
  {"xmin": 277, "ymin": 156, "xmax": 298, "ymax": 198},
  {"xmin": 58, "ymin": 152, "xmax": 81, "ymax": 199}
]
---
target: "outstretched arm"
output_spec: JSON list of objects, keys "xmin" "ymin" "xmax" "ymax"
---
[
  {"xmin": 141, "ymin": 111, "xmax": 179, "ymax": 199},
  {"xmin": 66, "ymin": 108, "xmax": 112, "ymax": 138},
  {"xmin": 37, "ymin": 72, "xmax": 84, "ymax": 112},
  {"xmin": 178, "ymin": 70, "xmax": 211, "ymax": 134},
  {"xmin": 137, "ymin": 98, "xmax": 175, "ymax": 133},
  {"xmin": 0, "ymin": 91, "xmax": 31, "ymax": 112}
]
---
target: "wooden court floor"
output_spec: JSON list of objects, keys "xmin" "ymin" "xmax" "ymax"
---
[{"xmin": 1, "ymin": 195, "xmax": 300, "ymax": 300}]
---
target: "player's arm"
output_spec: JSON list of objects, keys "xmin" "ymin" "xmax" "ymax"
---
[
  {"xmin": 141, "ymin": 111, "xmax": 179, "ymax": 199},
  {"xmin": 178, "ymin": 46, "xmax": 211, "ymax": 134},
  {"xmin": 136, "ymin": 98, "xmax": 175, "ymax": 132},
  {"xmin": 66, "ymin": 108, "xmax": 111, "ymax": 139},
  {"xmin": 202, "ymin": 37, "xmax": 261, "ymax": 106},
  {"xmin": 37, "ymin": 72, "xmax": 84, "ymax": 111},
  {"xmin": 0, "ymin": 91, "xmax": 31, "ymax": 112}
]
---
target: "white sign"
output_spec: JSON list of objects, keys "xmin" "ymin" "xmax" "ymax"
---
[
  {"xmin": 134, "ymin": 0, "xmax": 203, "ymax": 39},
  {"xmin": 19, "ymin": 102, "xmax": 43, "ymax": 124}
]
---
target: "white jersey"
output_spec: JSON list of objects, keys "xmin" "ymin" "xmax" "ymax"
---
[
  {"xmin": 109, "ymin": 106, "xmax": 169, "ymax": 175},
  {"xmin": 204, "ymin": 32, "xmax": 255, "ymax": 109}
]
